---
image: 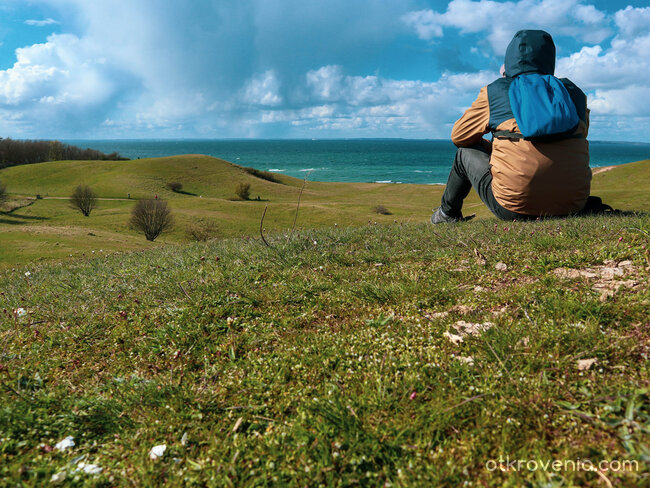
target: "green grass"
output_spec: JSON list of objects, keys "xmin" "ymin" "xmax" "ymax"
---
[
  {"xmin": 0, "ymin": 156, "xmax": 648, "ymax": 485},
  {"xmin": 0, "ymin": 155, "xmax": 457, "ymax": 266},
  {"xmin": 0, "ymin": 213, "xmax": 648, "ymax": 486},
  {"xmin": 0, "ymin": 156, "xmax": 648, "ymax": 268}
]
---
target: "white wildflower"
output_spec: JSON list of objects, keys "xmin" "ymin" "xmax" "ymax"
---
[
  {"xmin": 455, "ymin": 356, "xmax": 474, "ymax": 365},
  {"xmin": 54, "ymin": 436, "xmax": 75, "ymax": 451},
  {"xmin": 13, "ymin": 308, "xmax": 27, "ymax": 319},
  {"xmin": 75, "ymin": 462, "xmax": 102, "ymax": 475},
  {"xmin": 50, "ymin": 470, "xmax": 67, "ymax": 483},
  {"xmin": 443, "ymin": 331, "xmax": 464, "ymax": 345},
  {"xmin": 149, "ymin": 444, "xmax": 167, "ymax": 460}
]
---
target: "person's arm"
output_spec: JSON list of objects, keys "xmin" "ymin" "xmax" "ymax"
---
[{"xmin": 451, "ymin": 87, "xmax": 491, "ymax": 149}]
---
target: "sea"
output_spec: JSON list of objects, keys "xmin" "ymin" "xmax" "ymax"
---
[{"xmin": 63, "ymin": 139, "xmax": 650, "ymax": 185}]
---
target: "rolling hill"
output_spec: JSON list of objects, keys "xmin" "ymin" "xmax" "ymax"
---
[{"xmin": 0, "ymin": 155, "xmax": 648, "ymax": 266}]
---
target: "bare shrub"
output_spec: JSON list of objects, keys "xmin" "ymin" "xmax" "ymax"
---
[
  {"xmin": 70, "ymin": 185, "xmax": 98, "ymax": 217},
  {"xmin": 235, "ymin": 182, "xmax": 251, "ymax": 200},
  {"xmin": 0, "ymin": 180, "xmax": 7, "ymax": 203},
  {"xmin": 372, "ymin": 205, "xmax": 392, "ymax": 215},
  {"xmin": 130, "ymin": 199, "xmax": 173, "ymax": 241},
  {"xmin": 167, "ymin": 181, "xmax": 183, "ymax": 192},
  {"xmin": 186, "ymin": 219, "xmax": 219, "ymax": 242}
]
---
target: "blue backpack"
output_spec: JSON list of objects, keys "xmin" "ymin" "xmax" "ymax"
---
[{"xmin": 508, "ymin": 73, "xmax": 580, "ymax": 141}]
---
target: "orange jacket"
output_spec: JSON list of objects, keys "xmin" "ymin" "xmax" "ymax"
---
[{"xmin": 451, "ymin": 86, "xmax": 591, "ymax": 216}]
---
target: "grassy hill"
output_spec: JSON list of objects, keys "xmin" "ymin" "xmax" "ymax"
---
[
  {"xmin": 0, "ymin": 155, "xmax": 449, "ymax": 266},
  {"xmin": 0, "ymin": 211, "xmax": 647, "ymax": 486},
  {"xmin": 0, "ymin": 155, "xmax": 648, "ymax": 267}
]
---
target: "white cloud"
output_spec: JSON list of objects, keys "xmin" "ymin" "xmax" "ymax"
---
[
  {"xmin": 614, "ymin": 6, "xmax": 650, "ymax": 38},
  {"xmin": 589, "ymin": 85, "xmax": 650, "ymax": 117},
  {"xmin": 306, "ymin": 65, "xmax": 345, "ymax": 101},
  {"xmin": 556, "ymin": 33, "xmax": 650, "ymax": 115},
  {"xmin": 25, "ymin": 18, "xmax": 59, "ymax": 27},
  {"xmin": 402, "ymin": 0, "xmax": 611, "ymax": 52},
  {"xmin": 298, "ymin": 65, "xmax": 494, "ymax": 137},
  {"xmin": 401, "ymin": 10, "xmax": 443, "ymax": 40},
  {"xmin": 555, "ymin": 40, "xmax": 650, "ymax": 127},
  {"xmin": 0, "ymin": 34, "xmax": 116, "ymax": 107},
  {"xmin": 243, "ymin": 71, "xmax": 283, "ymax": 106},
  {"xmin": 573, "ymin": 5, "xmax": 605, "ymax": 24}
]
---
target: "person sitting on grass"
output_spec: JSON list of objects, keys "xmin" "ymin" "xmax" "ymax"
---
[{"xmin": 431, "ymin": 29, "xmax": 591, "ymax": 223}]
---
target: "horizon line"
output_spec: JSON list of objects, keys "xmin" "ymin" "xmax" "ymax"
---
[{"xmin": 55, "ymin": 137, "xmax": 650, "ymax": 145}]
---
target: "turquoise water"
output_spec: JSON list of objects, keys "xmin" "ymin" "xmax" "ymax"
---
[{"xmin": 64, "ymin": 139, "xmax": 650, "ymax": 184}]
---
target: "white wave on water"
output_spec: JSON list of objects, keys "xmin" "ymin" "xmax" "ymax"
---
[
  {"xmin": 375, "ymin": 180, "xmax": 402, "ymax": 184},
  {"xmin": 268, "ymin": 169, "xmax": 286, "ymax": 172},
  {"xmin": 414, "ymin": 170, "xmax": 433, "ymax": 173}
]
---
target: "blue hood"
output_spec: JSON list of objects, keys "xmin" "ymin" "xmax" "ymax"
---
[{"xmin": 504, "ymin": 30, "xmax": 555, "ymax": 78}]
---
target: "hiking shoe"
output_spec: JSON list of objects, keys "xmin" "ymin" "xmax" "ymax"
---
[{"xmin": 430, "ymin": 207, "xmax": 460, "ymax": 224}]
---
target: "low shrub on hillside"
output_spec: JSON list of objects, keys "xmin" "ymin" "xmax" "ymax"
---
[
  {"xmin": 129, "ymin": 198, "xmax": 173, "ymax": 241},
  {"xmin": 0, "ymin": 179, "xmax": 6, "ymax": 203},
  {"xmin": 186, "ymin": 219, "xmax": 219, "ymax": 241},
  {"xmin": 372, "ymin": 205, "xmax": 392, "ymax": 215},
  {"xmin": 166, "ymin": 181, "xmax": 183, "ymax": 193},
  {"xmin": 243, "ymin": 166, "xmax": 281, "ymax": 183},
  {"xmin": 235, "ymin": 182, "xmax": 251, "ymax": 200}
]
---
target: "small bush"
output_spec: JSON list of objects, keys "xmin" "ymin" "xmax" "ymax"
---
[
  {"xmin": 372, "ymin": 205, "xmax": 392, "ymax": 215},
  {"xmin": 70, "ymin": 185, "xmax": 98, "ymax": 217},
  {"xmin": 243, "ymin": 167, "xmax": 281, "ymax": 184},
  {"xmin": 167, "ymin": 182, "xmax": 183, "ymax": 192},
  {"xmin": 235, "ymin": 183, "xmax": 251, "ymax": 200},
  {"xmin": 129, "ymin": 199, "xmax": 173, "ymax": 241},
  {"xmin": 186, "ymin": 219, "xmax": 219, "ymax": 242},
  {"xmin": 0, "ymin": 180, "xmax": 6, "ymax": 203}
]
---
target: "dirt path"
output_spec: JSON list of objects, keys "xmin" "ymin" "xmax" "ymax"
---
[
  {"xmin": 42, "ymin": 196, "xmax": 132, "ymax": 201},
  {"xmin": 592, "ymin": 165, "xmax": 615, "ymax": 175}
]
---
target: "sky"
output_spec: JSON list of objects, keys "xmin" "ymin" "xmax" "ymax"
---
[{"xmin": 0, "ymin": 0, "xmax": 649, "ymax": 141}]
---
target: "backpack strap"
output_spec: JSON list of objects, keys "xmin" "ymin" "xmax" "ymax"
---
[
  {"xmin": 492, "ymin": 129, "xmax": 584, "ymax": 142},
  {"xmin": 493, "ymin": 130, "xmax": 523, "ymax": 140}
]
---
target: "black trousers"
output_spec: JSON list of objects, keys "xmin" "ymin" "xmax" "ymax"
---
[{"xmin": 440, "ymin": 146, "xmax": 526, "ymax": 221}]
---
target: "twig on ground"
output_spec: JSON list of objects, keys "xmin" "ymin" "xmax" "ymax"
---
[
  {"xmin": 178, "ymin": 282, "xmax": 191, "ymax": 300},
  {"xmin": 442, "ymin": 393, "xmax": 487, "ymax": 413},
  {"xmin": 258, "ymin": 205, "xmax": 290, "ymax": 264},
  {"xmin": 2, "ymin": 382, "xmax": 30, "ymax": 401},
  {"xmin": 484, "ymin": 339, "xmax": 509, "ymax": 375},
  {"xmin": 523, "ymin": 308, "xmax": 536, "ymax": 327},
  {"xmin": 288, "ymin": 170, "xmax": 312, "ymax": 243},
  {"xmin": 260, "ymin": 206, "xmax": 270, "ymax": 248}
]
